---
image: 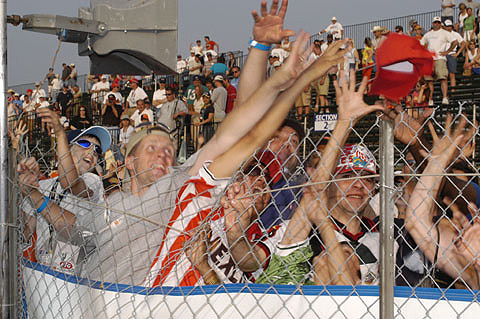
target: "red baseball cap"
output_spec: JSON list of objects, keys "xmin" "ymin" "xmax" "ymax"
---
[
  {"xmin": 111, "ymin": 83, "xmax": 119, "ymax": 88},
  {"xmin": 369, "ymin": 33, "xmax": 434, "ymax": 100},
  {"xmin": 335, "ymin": 144, "xmax": 377, "ymax": 175}
]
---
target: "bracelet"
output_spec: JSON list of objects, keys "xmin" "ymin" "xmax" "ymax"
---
[
  {"xmin": 36, "ymin": 196, "xmax": 50, "ymax": 214},
  {"xmin": 249, "ymin": 40, "xmax": 271, "ymax": 52}
]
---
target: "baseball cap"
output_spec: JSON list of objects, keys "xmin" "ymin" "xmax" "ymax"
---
[
  {"xmin": 192, "ymin": 75, "xmax": 201, "ymax": 81},
  {"xmin": 159, "ymin": 78, "xmax": 166, "ymax": 83},
  {"xmin": 214, "ymin": 75, "xmax": 224, "ymax": 82},
  {"xmin": 111, "ymin": 83, "xmax": 119, "ymax": 88},
  {"xmin": 444, "ymin": 19, "xmax": 453, "ymax": 27},
  {"xmin": 108, "ymin": 94, "xmax": 116, "ymax": 100},
  {"xmin": 130, "ymin": 78, "xmax": 139, "ymax": 84},
  {"xmin": 35, "ymin": 82, "xmax": 41, "ymax": 86},
  {"xmin": 125, "ymin": 124, "xmax": 175, "ymax": 158},
  {"xmin": 67, "ymin": 126, "xmax": 112, "ymax": 154},
  {"xmin": 26, "ymin": 89, "xmax": 33, "ymax": 94},
  {"xmin": 202, "ymin": 92, "xmax": 211, "ymax": 98},
  {"xmin": 432, "ymin": 16, "xmax": 441, "ymax": 23},
  {"xmin": 335, "ymin": 144, "xmax": 376, "ymax": 175}
]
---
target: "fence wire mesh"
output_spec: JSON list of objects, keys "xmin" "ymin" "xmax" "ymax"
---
[{"xmin": 7, "ymin": 99, "xmax": 480, "ymax": 318}]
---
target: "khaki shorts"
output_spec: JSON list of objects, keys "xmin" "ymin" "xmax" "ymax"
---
[
  {"xmin": 424, "ymin": 59, "xmax": 448, "ymax": 81},
  {"xmin": 295, "ymin": 87, "xmax": 312, "ymax": 107}
]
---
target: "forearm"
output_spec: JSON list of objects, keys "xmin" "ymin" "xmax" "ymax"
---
[
  {"xmin": 228, "ymin": 236, "xmax": 266, "ymax": 272},
  {"xmin": 237, "ymin": 48, "xmax": 269, "ymax": 105}
]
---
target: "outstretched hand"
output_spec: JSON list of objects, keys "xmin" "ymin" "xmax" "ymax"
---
[
  {"xmin": 252, "ymin": 0, "xmax": 295, "ymax": 44},
  {"xmin": 384, "ymin": 105, "xmax": 433, "ymax": 147},
  {"xmin": 334, "ymin": 71, "xmax": 386, "ymax": 124},
  {"xmin": 37, "ymin": 107, "xmax": 63, "ymax": 134}
]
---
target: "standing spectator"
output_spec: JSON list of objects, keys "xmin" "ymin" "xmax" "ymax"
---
[
  {"xmin": 125, "ymin": 79, "xmax": 147, "ymax": 109},
  {"xmin": 362, "ymin": 37, "xmax": 375, "ymax": 87},
  {"xmin": 210, "ymin": 54, "xmax": 228, "ymax": 77},
  {"xmin": 68, "ymin": 64, "xmax": 78, "ymax": 88},
  {"xmin": 309, "ymin": 42, "xmax": 329, "ymax": 112},
  {"xmin": 22, "ymin": 94, "xmax": 36, "ymax": 135},
  {"xmin": 156, "ymin": 87, "xmax": 187, "ymax": 132},
  {"xmin": 395, "ymin": 25, "xmax": 404, "ymax": 34},
  {"xmin": 203, "ymin": 52, "xmax": 215, "ymax": 78},
  {"xmin": 70, "ymin": 106, "xmax": 93, "ymax": 130},
  {"xmin": 32, "ymin": 82, "xmax": 46, "ymax": 104},
  {"xmin": 96, "ymin": 75, "xmax": 110, "ymax": 109},
  {"xmin": 230, "ymin": 66, "xmax": 241, "ymax": 90},
  {"xmin": 321, "ymin": 34, "xmax": 333, "ymax": 54},
  {"xmin": 195, "ymin": 92, "xmax": 215, "ymax": 146},
  {"xmin": 71, "ymin": 85, "xmax": 82, "ymax": 117},
  {"xmin": 152, "ymin": 78, "xmax": 167, "ymax": 109},
  {"xmin": 119, "ymin": 114, "xmax": 134, "ymax": 150},
  {"xmin": 189, "ymin": 86, "xmax": 204, "ymax": 151},
  {"xmin": 408, "ymin": 19, "xmax": 419, "ymax": 36},
  {"xmin": 343, "ymin": 39, "xmax": 359, "ymax": 83},
  {"xmin": 372, "ymin": 26, "xmax": 387, "ymax": 50},
  {"xmin": 444, "ymin": 19, "xmax": 465, "ymax": 92},
  {"xmin": 130, "ymin": 99, "xmax": 153, "ymax": 128},
  {"xmin": 465, "ymin": 0, "xmax": 480, "ymax": 9},
  {"xmin": 204, "ymin": 35, "xmax": 219, "ymax": 53},
  {"xmin": 442, "ymin": 0, "xmax": 456, "ymax": 24},
  {"xmin": 56, "ymin": 85, "xmax": 73, "ymax": 117},
  {"xmin": 211, "ymin": 75, "xmax": 227, "ymax": 124},
  {"xmin": 421, "ymin": 16, "xmax": 454, "ymax": 105},
  {"xmin": 457, "ymin": 2, "xmax": 468, "ymax": 35},
  {"xmin": 187, "ymin": 51, "xmax": 196, "ymax": 65},
  {"xmin": 224, "ymin": 76, "xmax": 237, "ymax": 114},
  {"xmin": 183, "ymin": 75, "xmax": 209, "ymax": 110},
  {"xmin": 413, "ymin": 24, "xmax": 424, "ymax": 40},
  {"xmin": 295, "ymin": 85, "xmax": 312, "ymax": 119},
  {"xmin": 101, "ymin": 94, "xmax": 122, "ymax": 127},
  {"xmin": 190, "ymin": 40, "xmax": 204, "ymax": 56},
  {"xmin": 188, "ymin": 54, "xmax": 203, "ymax": 79},
  {"xmin": 61, "ymin": 63, "xmax": 71, "ymax": 85},
  {"xmin": 46, "ymin": 68, "xmax": 55, "ymax": 99},
  {"xmin": 89, "ymin": 77, "xmax": 101, "ymax": 112},
  {"xmin": 51, "ymin": 74, "xmax": 62, "ymax": 101},
  {"xmin": 103, "ymin": 83, "xmax": 122, "ymax": 106},
  {"xmin": 319, "ymin": 16, "xmax": 344, "ymax": 40},
  {"xmin": 271, "ymin": 44, "xmax": 289, "ymax": 63},
  {"xmin": 463, "ymin": 7, "xmax": 476, "ymax": 42},
  {"xmin": 281, "ymin": 36, "xmax": 292, "ymax": 52},
  {"xmin": 176, "ymin": 55, "xmax": 187, "ymax": 74},
  {"xmin": 227, "ymin": 51, "xmax": 237, "ymax": 74}
]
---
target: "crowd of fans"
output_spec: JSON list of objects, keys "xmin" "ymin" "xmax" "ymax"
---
[{"xmin": 7, "ymin": 0, "xmax": 480, "ymax": 292}]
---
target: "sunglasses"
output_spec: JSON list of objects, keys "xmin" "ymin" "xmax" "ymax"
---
[{"xmin": 74, "ymin": 139, "xmax": 102, "ymax": 156}]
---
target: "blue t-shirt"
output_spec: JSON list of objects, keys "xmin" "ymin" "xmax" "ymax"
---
[{"xmin": 210, "ymin": 63, "xmax": 228, "ymax": 76}]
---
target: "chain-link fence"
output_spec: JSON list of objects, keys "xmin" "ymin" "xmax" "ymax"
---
[{"xmin": 4, "ymin": 96, "xmax": 479, "ymax": 318}]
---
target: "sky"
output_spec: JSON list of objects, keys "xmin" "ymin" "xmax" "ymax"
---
[{"xmin": 8, "ymin": 0, "xmax": 441, "ymax": 86}]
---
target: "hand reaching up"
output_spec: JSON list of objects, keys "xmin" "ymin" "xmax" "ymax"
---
[{"xmin": 252, "ymin": 0, "xmax": 295, "ymax": 45}]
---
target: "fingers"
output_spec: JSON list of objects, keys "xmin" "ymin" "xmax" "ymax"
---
[
  {"xmin": 349, "ymin": 69, "xmax": 356, "ymax": 91},
  {"xmin": 420, "ymin": 108, "xmax": 433, "ymax": 122},
  {"xmin": 445, "ymin": 113, "xmax": 453, "ymax": 137},
  {"xmin": 357, "ymin": 76, "xmax": 368, "ymax": 95},
  {"xmin": 251, "ymin": 10, "xmax": 260, "ymax": 23},
  {"xmin": 269, "ymin": 0, "xmax": 279, "ymax": 16},
  {"xmin": 427, "ymin": 121, "xmax": 439, "ymax": 143},
  {"xmin": 278, "ymin": 0, "xmax": 288, "ymax": 19},
  {"xmin": 260, "ymin": 0, "xmax": 267, "ymax": 16}
]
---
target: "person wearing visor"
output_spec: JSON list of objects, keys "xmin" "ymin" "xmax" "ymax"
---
[{"xmin": 18, "ymin": 107, "xmax": 111, "ymax": 275}]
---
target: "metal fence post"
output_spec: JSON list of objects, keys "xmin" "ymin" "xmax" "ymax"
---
[{"xmin": 379, "ymin": 117, "xmax": 395, "ymax": 319}]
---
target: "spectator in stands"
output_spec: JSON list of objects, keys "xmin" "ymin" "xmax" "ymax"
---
[
  {"xmin": 211, "ymin": 75, "xmax": 227, "ymax": 124},
  {"xmin": 188, "ymin": 54, "xmax": 203, "ymax": 79},
  {"xmin": 61, "ymin": 63, "xmax": 71, "ymax": 85},
  {"xmin": 89, "ymin": 76, "xmax": 101, "ymax": 112},
  {"xmin": 205, "ymin": 78, "xmax": 214, "ymax": 94},
  {"xmin": 362, "ymin": 37, "xmax": 374, "ymax": 91},
  {"xmin": 203, "ymin": 52, "xmax": 215, "ymax": 77},
  {"xmin": 227, "ymin": 51, "xmax": 237, "ymax": 75},
  {"xmin": 442, "ymin": 0, "xmax": 456, "ymax": 24},
  {"xmin": 308, "ymin": 40, "xmax": 327, "ymax": 112},
  {"xmin": 195, "ymin": 92, "xmax": 215, "ymax": 146},
  {"xmin": 204, "ymin": 35, "xmax": 219, "ymax": 53},
  {"xmin": 101, "ymin": 94, "xmax": 122, "ymax": 127},
  {"xmin": 457, "ymin": 2, "xmax": 468, "ymax": 35},
  {"xmin": 421, "ymin": 16, "xmax": 454, "ymax": 105},
  {"xmin": 131, "ymin": 99, "xmax": 154, "ymax": 128},
  {"xmin": 295, "ymin": 84, "xmax": 311, "ymax": 119},
  {"xmin": 119, "ymin": 114, "xmax": 134, "ymax": 151},
  {"xmin": 464, "ymin": 40, "xmax": 480, "ymax": 75},
  {"xmin": 176, "ymin": 55, "xmax": 187, "ymax": 74},
  {"xmin": 70, "ymin": 106, "xmax": 93, "ymax": 130},
  {"xmin": 46, "ymin": 68, "xmax": 55, "ymax": 100},
  {"xmin": 224, "ymin": 76, "xmax": 237, "ymax": 114},
  {"xmin": 189, "ymin": 86, "xmax": 204, "ymax": 151},
  {"xmin": 72, "ymin": 85, "xmax": 82, "ymax": 117},
  {"xmin": 156, "ymin": 87, "xmax": 187, "ymax": 133},
  {"xmin": 125, "ymin": 79, "xmax": 148, "ymax": 110},
  {"xmin": 190, "ymin": 39, "xmax": 204, "ymax": 56},
  {"xmin": 56, "ymin": 85, "xmax": 73, "ymax": 117},
  {"xmin": 22, "ymin": 93, "xmax": 35, "ymax": 134},
  {"xmin": 463, "ymin": 7, "xmax": 476, "ymax": 42},
  {"xmin": 319, "ymin": 16, "xmax": 344, "ymax": 40},
  {"xmin": 32, "ymin": 82, "xmax": 46, "ymax": 104},
  {"xmin": 395, "ymin": 25, "xmax": 404, "ymax": 34},
  {"xmin": 444, "ymin": 19, "xmax": 465, "ymax": 93},
  {"xmin": 68, "ymin": 64, "xmax": 78, "ymax": 88},
  {"xmin": 372, "ymin": 26, "xmax": 386, "ymax": 50},
  {"xmin": 211, "ymin": 54, "xmax": 228, "ymax": 77},
  {"xmin": 322, "ymin": 34, "xmax": 333, "ymax": 53},
  {"xmin": 152, "ymin": 78, "xmax": 167, "ymax": 109},
  {"xmin": 413, "ymin": 24, "xmax": 424, "ymax": 40},
  {"xmin": 271, "ymin": 43, "xmax": 289, "ymax": 63},
  {"xmin": 343, "ymin": 39, "xmax": 359, "ymax": 83},
  {"xmin": 465, "ymin": 0, "xmax": 480, "ymax": 9},
  {"xmin": 18, "ymin": 109, "xmax": 110, "ymax": 275},
  {"xmin": 282, "ymin": 36, "xmax": 292, "ymax": 53},
  {"xmin": 184, "ymin": 75, "xmax": 209, "ymax": 110},
  {"xmin": 230, "ymin": 66, "xmax": 241, "ymax": 90},
  {"xmin": 8, "ymin": 93, "xmax": 23, "ymax": 125},
  {"xmin": 103, "ymin": 82, "xmax": 122, "ymax": 107}
]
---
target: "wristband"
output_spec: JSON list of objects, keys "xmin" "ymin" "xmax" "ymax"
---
[
  {"xmin": 249, "ymin": 40, "xmax": 271, "ymax": 52},
  {"xmin": 36, "ymin": 196, "xmax": 50, "ymax": 215}
]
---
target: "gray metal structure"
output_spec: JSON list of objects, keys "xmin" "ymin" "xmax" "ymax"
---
[{"xmin": 18, "ymin": 0, "xmax": 178, "ymax": 75}]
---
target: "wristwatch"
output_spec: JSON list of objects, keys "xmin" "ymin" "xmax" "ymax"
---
[{"xmin": 249, "ymin": 40, "xmax": 271, "ymax": 52}]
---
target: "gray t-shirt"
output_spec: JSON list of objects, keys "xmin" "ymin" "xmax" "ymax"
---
[
  {"xmin": 155, "ymin": 99, "xmax": 187, "ymax": 131},
  {"xmin": 211, "ymin": 86, "xmax": 227, "ymax": 122},
  {"xmin": 82, "ymin": 152, "xmax": 198, "ymax": 285}
]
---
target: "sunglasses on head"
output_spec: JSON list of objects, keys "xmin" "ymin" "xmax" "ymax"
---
[{"xmin": 74, "ymin": 139, "xmax": 102, "ymax": 156}]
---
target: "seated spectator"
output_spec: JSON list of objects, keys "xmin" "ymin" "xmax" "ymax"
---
[
  {"xmin": 203, "ymin": 52, "xmax": 215, "ymax": 78},
  {"xmin": 210, "ymin": 54, "xmax": 228, "ymax": 77},
  {"xmin": 152, "ymin": 78, "xmax": 167, "ymax": 109},
  {"xmin": 230, "ymin": 66, "xmax": 241, "ymax": 90},
  {"xmin": 103, "ymin": 83, "xmax": 123, "ymax": 107},
  {"xmin": 407, "ymin": 80, "xmax": 429, "ymax": 118},
  {"xmin": 188, "ymin": 54, "xmax": 203, "ymax": 79},
  {"xmin": 70, "ymin": 106, "xmax": 93, "ymax": 130},
  {"xmin": 227, "ymin": 51, "xmax": 237, "ymax": 75},
  {"xmin": 101, "ymin": 94, "xmax": 122, "ymax": 127},
  {"xmin": 18, "ymin": 109, "xmax": 111, "ymax": 275},
  {"xmin": 204, "ymin": 35, "xmax": 219, "ymax": 53},
  {"xmin": 125, "ymin": 78, "xmax": 147, "ymax": 110},
  {"xmin": 118, "ymin": 114, "xmax": 134, "ymax": 151},
  {"xmin": 413, "ymin": 24, "xmax": 423, "ymax": 40},
  {"xmin": 464, "ymin": 40, "xmax": 480, "ymax": 75},
  {"xmin": 130, "ymin": 99, "xmax": 153, "ymax": 128}
]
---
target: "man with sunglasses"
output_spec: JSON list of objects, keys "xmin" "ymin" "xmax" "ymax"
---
[{"xmin": 18, "ymin": 108, "xmax": 111, "ymax": 275}]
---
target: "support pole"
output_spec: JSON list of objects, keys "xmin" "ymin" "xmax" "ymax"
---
[{"xmin": 379, "ymin": 118, "xmax": 395, "ymax": 319}]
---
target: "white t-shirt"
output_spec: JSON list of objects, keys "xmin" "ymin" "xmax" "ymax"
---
[
  {"xmin": 103, "ymin": 91, "xmax": 123, "ymax": 104},
  {"xmin": 51, "ymin": 78, "xmax": 62, "ymax": 90},
  {"xmin": 23, "ymin": 100, "xmax": 36, "ymax": 113},
  {"xmin": 325, "ymin": 22, "xmax": 343, "ymax": 40},
  {"xmin": 126, "ymin": 87, "xmax": 148, "ymax": 107},
  {"xmin": 447, "ymin": 30, "xmax": 464, "ymax": 55},
  {"xmin": 176, "ymin": 60, "xmax": 187, "ymax": 73},
  {"xmin": 130, "ymin": 108, "xmax": 154, "ymax": 127},
  {"xmin": 420, "ymin": 29, "xmax": 451, "ymax": 60},
  {"xmin": 321, "ymin": 43, "xmax": 329, "ymax": 55},
  {"xmin": 271, "ymin": 48, "xmax": 288, "ymax": 63},
  {"xmin": 119, "ymin": 126, "xmax": 134, "ymax": 147},
  {"xmin": 22, "ymin": 173, "xmax": 104, "ymax": 275},
  {"xmin": 442, "ymin": 0, "xmax": 455, "ymax": 17},
  {"xmin": 465, "ymin": 1, "xmax": 480, "ymax": 9},
  {"xmin": 188, "ymin": 59, "xmax": 202, "ymax": 75},
  {"xmin": 32, "ymin": 89, "xmax": 46, "ymax": 103},
  {"xmin": 191, "ymin": 45, "xmax": 204, "ymax": 56},
  {"xmin": 37, "ymin": 101, "xmax": 50, "ymax": 109},
  {"xmin": 152, "ymin": 88, "xmax": 166, "ymax": 108}
]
